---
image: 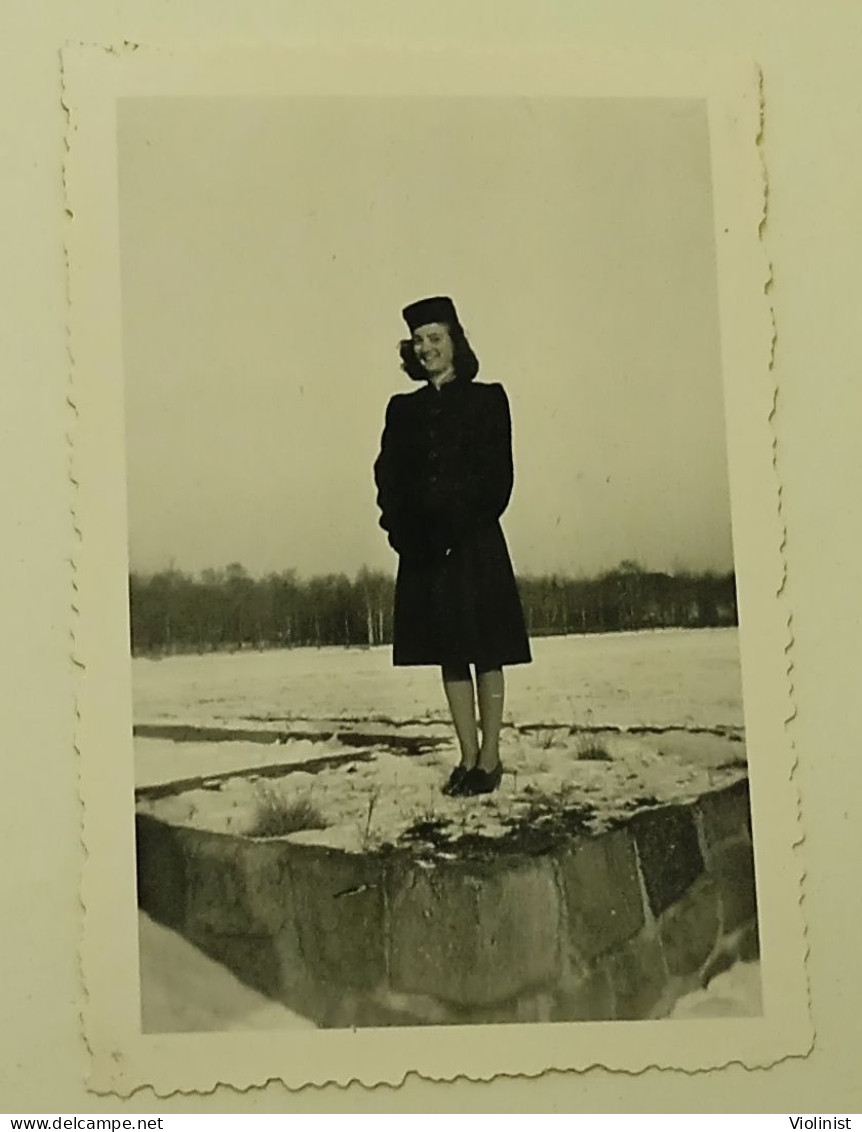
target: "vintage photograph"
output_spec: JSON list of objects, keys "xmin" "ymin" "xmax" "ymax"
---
[
  {"xmin": 120, "ymin": 94, "xmax": 761, "ymax": 1033},
  {"xmin": 63, "ymin": 43, "xmax": 814, "ymax": 1091}
]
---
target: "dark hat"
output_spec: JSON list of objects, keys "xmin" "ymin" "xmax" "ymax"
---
[{"xmin": 402, "ymin": 295, "xmax": 461, "ymax": 333}]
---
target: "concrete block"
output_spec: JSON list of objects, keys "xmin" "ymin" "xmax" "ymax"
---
[
  {"xmin": 697, "ymin": 780, "xmax": 751, "ymax": 851},
  {"xmin": 182, "ymin": 831, "xmax": 247, "ymax": 935},
  {"xmin": 388, "ymin": 856, "xmax": 560, "ymax": 1006},
  {"xmin": 239, "ymin": 840, "xmax": 297, "ymax": 934},
  {"xmin": 187, "ymin": 931, "xmax": 282, "ymax": 999},
  {"xmin": 135, "ymin": 814, "xmax": 188, "ymax": 932},
  {"xmin": 739, "ymin": 918, "xmax": 760, "ymax": 962},
  {"xmin": 272, "ymin": 918, "xmax": 377, "ymax": 1029},
  {"xmin": 551, "ymin": 967, "xmax": 615, "ymax": 1022},
  {"xmin": 270, "ymin": 901, "xmax": 323, "ymax": 1021},
  {"xmin": 712, "ymin": 838, "xmax": 758, "ymax": 931},
  {"xmin": 373, "ymin": 989, "xmax": 456, "ymax": 1027},
  {"xmin": 557, "ymin": 829, "xmax": 644, "ymax": 961},
  {"xmin": 287, "ymin": 845, "xmax": 386, "ymax": 991},
  {"xmin": 659, "ymin": 875, "xmax": 721, "ymax": 977},
  {"xmin": 632, "ymin": 805, "xmax": 704, "ymax": 916},
  {"xmin": 604, "ymin": 930, "xmax": 668, "ymax": 1020},
  {"xmin": 514, "ymin": 991, "xmax": 555, "ymax": 1023},
  {"xmin": 699, "ymin": 916, "xmax": 761, "ymax": 989},
  {"xmin": 183, "ymin": 831, "xmax": 293, "ymax": 937}
]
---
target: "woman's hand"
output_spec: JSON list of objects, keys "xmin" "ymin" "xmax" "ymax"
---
[{"xmin": 395, "ymin": 520, "xmax": 453, "ymax": 565}]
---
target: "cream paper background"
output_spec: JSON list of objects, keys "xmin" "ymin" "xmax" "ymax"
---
[
  {"xmin": 3, "ymin": 2, "xmax": 861, "ymax": 1114},
  {"xmin": 67, "ymin": 45, "xmax": 804, "ymax": 1094}
]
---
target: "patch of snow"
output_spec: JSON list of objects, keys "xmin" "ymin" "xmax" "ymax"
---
[
  {"xmin": 669, "ymin": 961, "xmax": 762, "ymax": 1019},
  {"xmin": 138, "ymin": 912, "xmax": 316, "ymax": 1033},
  {"xmin": 135, "ymin": 734, "xmax": 366, "ymax": 790}
]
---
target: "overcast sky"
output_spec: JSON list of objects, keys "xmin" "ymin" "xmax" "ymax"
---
[{"xmin": 118, "ymin": 95, "xmax": 734, "ymax": 581}]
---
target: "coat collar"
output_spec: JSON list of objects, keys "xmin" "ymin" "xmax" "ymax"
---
[{"xmin": 421, "ymin": 375, "xmax": 470, "ymax": 397}]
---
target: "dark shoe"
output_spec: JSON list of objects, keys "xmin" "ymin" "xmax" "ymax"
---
[
  {"xmin": 462, "ymin": 762, "xmax": 504, "ymax": 796},
  {"xmin": 442, "ymin": 764, "xmax": 471, "ymax": 796}
]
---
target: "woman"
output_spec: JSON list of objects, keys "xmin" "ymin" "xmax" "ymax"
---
[{"xmin": 373, "ymin": 295, "xmax": 532, "ymax": 797}]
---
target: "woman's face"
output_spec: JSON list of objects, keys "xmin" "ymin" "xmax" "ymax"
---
[{"xmin": 412, "ymin": 322, "xmax": 455, "ymax": 376}]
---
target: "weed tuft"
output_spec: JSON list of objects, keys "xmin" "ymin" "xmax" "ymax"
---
[
  {"xmin": 574, "ymin": 732, "xmax": 613, "ymax": 762},
  {"xmin": 247, "ymin": 783, "xmax": 327, "ymax": 838}
]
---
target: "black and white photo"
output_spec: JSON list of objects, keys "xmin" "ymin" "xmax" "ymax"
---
[{"xmin": 65, "ymin": 46, "xmax": 810, "ymax": 1092}]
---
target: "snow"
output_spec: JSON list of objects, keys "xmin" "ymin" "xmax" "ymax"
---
[
  {"xmin": 138, "ymin": 913, "xmax": 315, "ymax": 1033},
  {"xmin": 137, "ymin": 726, "xmax": 746, "ymax": 854},
  {"xmin": 136, "ymin": 734, "xmax": 369, "ymax": 791},
  {"xmin": 132, "ymin": 627, "xmax": 744, "ymax": 732},
  {"xmin": 670, "ymin": 961, "xmax": 762, "ymax": 1018},
  {"xmin": 134, "ymin": 628, "xmax": 747, "ymax": 855}
]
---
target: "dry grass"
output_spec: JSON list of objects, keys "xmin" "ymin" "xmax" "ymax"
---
[
  {"xmin": 360, "ymin": 787, "xmax": 382, "ymax": 850},
  {"xmin": 574, "ymin": 732, "xmax": 613, "ymax": 762},
  {"xmin": 536, "ymin": 727, "xmax": 560, "ymax": 750},
  {"xmin": 247, "ymin": 782, "xmax": 327, "ymax": 838}
]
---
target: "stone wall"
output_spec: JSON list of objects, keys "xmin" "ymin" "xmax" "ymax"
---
[{"xmin": 135, "ymin": 778, "xmax": 759, "ymax": 1028}]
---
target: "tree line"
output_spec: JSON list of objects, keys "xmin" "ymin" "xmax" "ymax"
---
[{"xmin": 128, "ymin": 559, "xmax": 738, "ymax": 657}]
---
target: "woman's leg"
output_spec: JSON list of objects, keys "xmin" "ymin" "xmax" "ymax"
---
[
  {"xmin": 476, "ymin": 665, "xmax": 505, "ymax": 770},
  {"xmin": 441, "ymin": 662, "xmax": 480, "ymax": 769}
]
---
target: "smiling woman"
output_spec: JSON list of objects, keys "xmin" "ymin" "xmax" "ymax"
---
[
  {"xmin": 374, "ymin": 295, "xmax": 532, "ymax": 798},
  {"xmin": 413, "ymin": 322, "xmax": 454, "ymax": 379}
]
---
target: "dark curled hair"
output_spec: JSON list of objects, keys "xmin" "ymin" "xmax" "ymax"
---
[{"xmin": 398, "ymin": 322, "xmax": 480, "ymax": 383}]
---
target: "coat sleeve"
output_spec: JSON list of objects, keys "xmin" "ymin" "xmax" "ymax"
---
[
  {"xmin": 445, "ymin": 383, "xmax": 515, "ymax": 540},
  {"xmin": 373, "ymin": 396, "xmax": 407, "ymax": 553},
  {"xmin": 374, "ymin": 396, "xmax": 448, "ymax": 563}
]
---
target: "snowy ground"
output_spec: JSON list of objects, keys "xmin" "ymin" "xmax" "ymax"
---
[
  {"xmin": 132, "ymin": 627, "xmax": 744, "ymax": 732},
  {"xmin": 137, "ymin": 727, "xmax": 746, "ymax": 854},
  {"xmin": 134, "ymin": 627, "xmax": 747, "ymax": 855}
]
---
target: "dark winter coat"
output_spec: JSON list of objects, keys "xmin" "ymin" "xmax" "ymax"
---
[{"xmin": 373, "ymin": 377, "xmax": 532, "ymax": 668}]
